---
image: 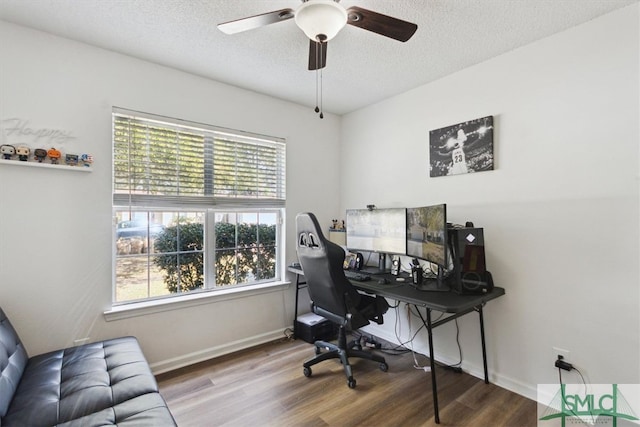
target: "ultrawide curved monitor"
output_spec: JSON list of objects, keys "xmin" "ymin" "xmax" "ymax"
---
[{"xmin": 406, "ymin": 204, "xmax": 447, "ymax": 267}]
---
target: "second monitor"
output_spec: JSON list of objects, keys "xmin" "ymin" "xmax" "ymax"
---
[
  {"xmin": 406, "ymin": 203, "xmax": 449, "ymax": 290},
  {"xmin": 406, "ymin": 203, "xmax": 447, "ymax": 267}
]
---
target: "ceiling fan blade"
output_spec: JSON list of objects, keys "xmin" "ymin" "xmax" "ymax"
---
[
  {"xmin": 308, "ymin": 40, "xmax": 328, "ymax": 70},
  {"xmin": 218, "ymin": 8, "xmax": 295, "ymax": 35},
  {"xmin": 346, "ymin": 6, "xmax": 417, "ymax": 42}
]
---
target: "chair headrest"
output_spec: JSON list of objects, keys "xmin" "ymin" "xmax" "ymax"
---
[{"xmin": 296, "ymin": 212, "xmax": 325, "ymax": 250}]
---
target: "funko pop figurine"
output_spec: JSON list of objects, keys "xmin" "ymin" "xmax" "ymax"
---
[
  {"xmin": 65, "ymin": 154, "xmax": 79, "ymax": 166},
  {"xmin": 0, "ymin": 144, "xmax": 16, "ymax": 160},
  {"xmin": 80, "ymin": 153, "xmax": 93, "ymax": 167},
  {"xmin": 34, "ymin": 148, "xmax": 47, "ymax": 162},
  {"xmin": 15, "ymin": 146, "xmax": 30, "ymax": 161},
  {"xmin": 47, "ymin": 147, "xmax": 61, "ymax": 164}
]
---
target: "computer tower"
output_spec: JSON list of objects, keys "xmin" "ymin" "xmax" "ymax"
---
[
  {"xmin": 295, "ymin": 313, "xmax": 337, "ymax": 344},
  {"xmin": 447, "ymin": 227, "xmax": 494, "ymax": 294}
]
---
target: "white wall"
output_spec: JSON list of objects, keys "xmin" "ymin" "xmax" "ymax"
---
[
  {"xmin": 0, "ymin": 21, "xmax": 341, "ymax": 370},
  {"xmin": 341, "ymin": 4, "xmax": 639, "ymax": 400},
  {"xmin": 1, "ymin": 4, "xmax": 638, "ymax": 402}
]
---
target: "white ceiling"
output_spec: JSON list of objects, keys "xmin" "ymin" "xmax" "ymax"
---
[{"xmin": 0, "ymin": 0, "xmax": 636, "ymax": 115}]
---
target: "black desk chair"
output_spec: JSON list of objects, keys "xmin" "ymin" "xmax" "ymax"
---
[{"xmin": 295, "ymin": 212, "xmax": 389, "ymax": 388}]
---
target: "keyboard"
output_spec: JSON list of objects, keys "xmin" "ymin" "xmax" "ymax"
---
[{"xmin": 344, "ymin": 270, "xmax": 371, "ymax": 282}]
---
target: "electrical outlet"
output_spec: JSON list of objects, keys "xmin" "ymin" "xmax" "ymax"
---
[{"xmin": 553, "ymin": 346, "xmax": 570, "ymax": 362}]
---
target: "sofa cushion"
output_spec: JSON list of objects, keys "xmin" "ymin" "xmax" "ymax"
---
[
  {"xmin": 56, "ymin": 393, "xmax": 176, "ymax": 427},
  {"xmin": 2, "ymin": 336, "xmax": 176, "ymax": 426},
  {"xmin": 0, "ymin": 307, "xmax": 29, "ymax": 419}
]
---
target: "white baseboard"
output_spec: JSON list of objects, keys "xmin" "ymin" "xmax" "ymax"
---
[{"xmin": 150, "ymin": 328, "xmax": 287, "ymax": 375}]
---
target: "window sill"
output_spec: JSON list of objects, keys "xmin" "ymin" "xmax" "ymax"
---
[{"xmin": 104, "ymin": 280, "xmax": 291, "ymax": 322}]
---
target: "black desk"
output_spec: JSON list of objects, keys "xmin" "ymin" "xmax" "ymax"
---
[
  {"xmin": 354, "ymin": 274, "xmax": 504, "ymax": 423},
  {"xmin": 288, "ymin": 266, "xmax": 505, "ymax": 424}
]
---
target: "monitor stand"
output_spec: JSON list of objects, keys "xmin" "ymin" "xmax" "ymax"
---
[
  {"xmin": 360, "ymin": 253, "xmax": 388, "ymax": 275},
  {"xmin": 415, "ymin": 280, "xmax": 450, "ymax": 292},
  {"xmin": 414, "ymin": 268, "xmax": 450, "ymax": 292}
]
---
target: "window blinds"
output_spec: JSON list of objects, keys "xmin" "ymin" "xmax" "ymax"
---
[{"xmin": 113, "ymin": 110, "xmax": 285, "ymax": 209}]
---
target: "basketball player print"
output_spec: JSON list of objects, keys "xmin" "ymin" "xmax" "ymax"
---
[{"xmin": 429, "ymin": 116, "xmax": 494, "ymax": 177}]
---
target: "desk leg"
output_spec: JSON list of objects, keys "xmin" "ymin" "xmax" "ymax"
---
[
  {"xmin": 426, "ymin": 308, "xmax": 440, "ymax": 424},
  {"xmin": 479, "ymin": 306, "xmax": 489, "ymax": 384},
  {"xmin": 293, "ymin": 274, "xmax": 301, "ymax": 339}
]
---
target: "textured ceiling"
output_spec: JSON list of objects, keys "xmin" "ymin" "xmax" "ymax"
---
[{"xmin": 0, "ymin": 0, "xmax": 636, "ymax": 115}]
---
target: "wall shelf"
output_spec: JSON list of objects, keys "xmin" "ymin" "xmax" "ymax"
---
[{"xmin": 0, "ymin": 158, "xmax": 92, "ymax": 172}]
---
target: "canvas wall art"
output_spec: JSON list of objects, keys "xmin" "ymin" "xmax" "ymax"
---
[{"xmin": 429, "ymin": 116, "xmax": 494, "ymax": 177}]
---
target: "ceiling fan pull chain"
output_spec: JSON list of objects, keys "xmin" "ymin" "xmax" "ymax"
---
[
  {"xmin": 314, "ymin": 68, "xmax": 319, "ymax": 113},
  {"xmin": 319, "ymin": 67, "xmax": 324, "ymax": 119},
  {"xmin": 318, "ymin": 39, "xmax": 324, "ymax": 119},
  {"xmin": 314, "ymin": 41, "xmax": 320, "ymax": 114}
]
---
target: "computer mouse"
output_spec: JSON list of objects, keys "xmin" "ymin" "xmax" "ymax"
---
[{"xmin": 377, "ymin": 278, "xmax": 389, "ymax": 284}]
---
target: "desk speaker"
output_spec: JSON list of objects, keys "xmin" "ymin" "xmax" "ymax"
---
[{"xmin": 391, "ymin": 256, "xmax": 401, "ymax": 276}]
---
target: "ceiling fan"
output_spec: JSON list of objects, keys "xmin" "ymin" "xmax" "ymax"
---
[{"xmin": 218, "ymin": 0, "xmax": 418, "ymax": 71}]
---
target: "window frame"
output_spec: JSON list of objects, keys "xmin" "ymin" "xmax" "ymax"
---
[{"xmin": 111, "ymin": 108, "xmax": 286, "ymax": 307}]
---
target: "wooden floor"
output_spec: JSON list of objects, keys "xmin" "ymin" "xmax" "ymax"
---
[{"xmin": 156, "ymin": 337, "xmax": 537, "ymax": 427}]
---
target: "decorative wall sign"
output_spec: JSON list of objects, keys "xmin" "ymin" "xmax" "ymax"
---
[
  {"xmin": 2, "ymin": 118, "xmax": 75, "ymax": 144},
  {"xmin": 429, "ymin": 115, "xmax": 494, "ymax": 177}
]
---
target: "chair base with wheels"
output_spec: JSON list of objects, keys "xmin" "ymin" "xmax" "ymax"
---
[{"xmin": 302, "ymin": 324, "xmax": 388, "ymax": 389}]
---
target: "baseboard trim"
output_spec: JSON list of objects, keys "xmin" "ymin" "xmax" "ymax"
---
[{"xmin": 150, "ymin": 328, "xmax": 287, "ymax": 375}]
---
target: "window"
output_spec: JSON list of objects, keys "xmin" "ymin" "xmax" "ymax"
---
[{"xmin": 112, "ymin": 109, "xmax": 285, "ymax": 304}]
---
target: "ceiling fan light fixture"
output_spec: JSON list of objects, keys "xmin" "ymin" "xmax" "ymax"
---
[{"xmin": 295, "ymin": 0, "xmax": 347, "ymax": 42}]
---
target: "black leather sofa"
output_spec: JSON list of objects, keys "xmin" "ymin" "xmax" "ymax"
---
[{"xmin": 0, "ymin": 307, "xmax": 176, "ymax": 426}]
